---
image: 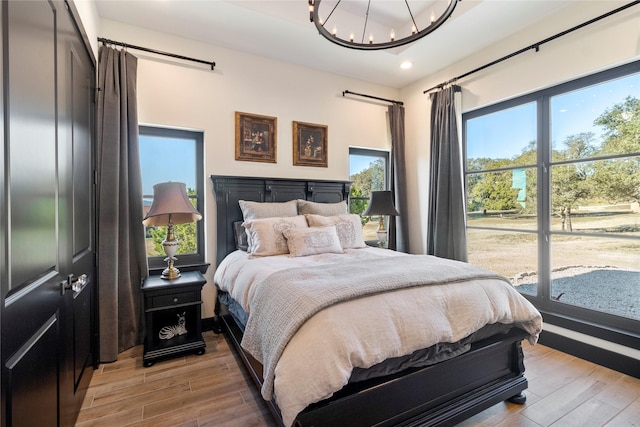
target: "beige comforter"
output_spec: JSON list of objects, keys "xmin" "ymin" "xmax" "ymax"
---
[{"xmin": 214, "ymin": 248, "xmax": 542, "ymax": 427}]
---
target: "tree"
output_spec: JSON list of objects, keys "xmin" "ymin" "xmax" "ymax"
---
[
  {"xmin": 551, "ymin": 133, "xmax": 597, "ymax": 231},
  {"xmin": 469, "ymin": 170, "xmax": 520, "ymax": 211},
  {"xmin": 349, "ymin": 185, "xmax": 370, "ymax": 226},
  {"xmin": 466, "ymin": 157, "xmax": 522, "ymax": 213},
  {"xmin": 591, "ymin": 96, "xmax": 640, "ymax": 203},
  {"xmin": 350, "ymin": 159, "xmax": 384, "ymax": 196}
]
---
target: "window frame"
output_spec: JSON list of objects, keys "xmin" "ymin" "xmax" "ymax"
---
[
  {"xmin": 462, "ymin": 60, "xmax": 640, "ymax": 344},
  {"xmin": 139, "ymin": 125, "xmax": 206, "ymax": 273}
]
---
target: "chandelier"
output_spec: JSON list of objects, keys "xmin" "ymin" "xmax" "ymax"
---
[{"xmin": 309, "ymin": 0, "xmax": 459, "ymax": 50}]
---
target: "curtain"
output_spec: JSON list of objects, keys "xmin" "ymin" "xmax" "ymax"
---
[
  {"xmin": 388, "ymin": 103, "xmax": 409, "ymax": 252},
  {"xmin": 427, "ymin": 85, "xmax": 467, "ymax": 262},
  {"xmin": 96, "ymin": 46, "xmax": 148, "ymax": 362}
]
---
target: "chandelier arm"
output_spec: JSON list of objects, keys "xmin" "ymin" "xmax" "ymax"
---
[
  {"xmin": 323, "ymin": 0, "xmax": 341, "ymax": 27},
  {"xmin": 404, "ymin": 0, "xmax": 419, "ymax": 33},
  {"xmin": 361, "ymin": 0, "xmax": 371, "ymax": 44}
]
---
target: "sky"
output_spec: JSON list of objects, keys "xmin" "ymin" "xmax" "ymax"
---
[
  {"xmin": 139, "ymin": 135, "xmax": 196, "ymax": 196},
  {"xmin": 350, "ymin": 155, "xmax": 381, "ymax": 176},
  {"xmin": 466, "ymin": 73, "xmax": 638, "ymax": 160}
]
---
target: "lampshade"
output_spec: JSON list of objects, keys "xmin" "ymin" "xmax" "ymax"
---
[
  {"xmin": 142, "ymin": 182, "xmax": 202, "ymax": 226},
  {"xmin": 363, "ymin": 191, "xmax": 400, "ymax": 217}
]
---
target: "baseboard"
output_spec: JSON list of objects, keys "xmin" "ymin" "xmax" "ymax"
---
[{"xmin": 538, "ymin": 330, "xmax": 639, "ymax": 379}]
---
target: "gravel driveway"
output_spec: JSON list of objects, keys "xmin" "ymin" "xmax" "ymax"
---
[{"xmin": 514, "ymin": 266, "xmax": 640, "ymax": 319}]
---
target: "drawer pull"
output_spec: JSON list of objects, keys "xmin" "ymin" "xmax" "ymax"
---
[{"xmin": 173, "ymin": 297, "xmax": 179, "ymax": 303}]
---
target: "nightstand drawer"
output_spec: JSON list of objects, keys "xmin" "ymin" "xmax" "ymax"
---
[{"xmin": 152, "ymin": 291, "xmax": 200, "ymax": 308}]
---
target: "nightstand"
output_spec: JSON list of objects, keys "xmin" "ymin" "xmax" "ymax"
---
[{"xmin": 142, "ymin": 270, "xmax": 206, "ymax": 367}]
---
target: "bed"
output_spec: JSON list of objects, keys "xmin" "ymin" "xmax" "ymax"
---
[{"xmin": 211, "ymin": 175, "xmax": 542, "ymax": 427}]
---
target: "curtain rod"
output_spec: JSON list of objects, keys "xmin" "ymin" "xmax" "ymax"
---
[
  {"xmin": 343, "ymin": 90, "xmax": 404, "ymax": 106},
  {"xmin": 98, "ymin": 37, "xmax": 216, "ymax": 70},
  {"xmin": 423, "ymin": 0, "xmax": 639, "ymax": 94}
]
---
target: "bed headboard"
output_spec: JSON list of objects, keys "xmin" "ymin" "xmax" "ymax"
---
[{"xmin": 210, "ymin": 175, "xmax": 351, "ymax": 266}]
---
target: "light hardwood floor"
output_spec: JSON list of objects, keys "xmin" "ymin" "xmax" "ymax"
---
[{"xmin": 76, "ymin": 330, "xmax": 640, "ymax": 427}]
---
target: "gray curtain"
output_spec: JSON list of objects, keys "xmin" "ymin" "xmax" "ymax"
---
[
  {"xmin": 427, "ymin": 85, "xmax": 468, "ymax": 262},
  {"xmin": 388, "ymin": 104, "xmax": 409, "ymax": 252},
  {"xmin": 96, "ymin": 46, "xmax": 148, "ymax": 362}
]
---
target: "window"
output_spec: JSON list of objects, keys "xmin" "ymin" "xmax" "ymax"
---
[
  {"xmin": 349, "ymin": 148, "xmax": 390, "ymax": 241},
  {"xmin": 139, "ymin": 126, "xmax": 205, "ymax": 272},
  {"xmin": 463, "ymin": 61, "xmax": 640, "ymax": 339}
]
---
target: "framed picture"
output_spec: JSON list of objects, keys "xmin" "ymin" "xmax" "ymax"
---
[
  {"xmin": 293, "ymin": 121, "xmax": 328, "ymax": 167},
  {"xmin": 235, "ymin": 112, "xmax": 277, "ymax": 163}
]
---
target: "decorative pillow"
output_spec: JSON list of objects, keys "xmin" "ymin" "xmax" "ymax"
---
[
  {"xmin": 283, "ymin": 225, "xmax": 343, "ymax": 257},
  {"xmin": 243, "ymin": 215, "xmax": 308, "ymax": 256},
  {"xmin": 296, "ymin": 199, "xmax": 348, "ymax": 216},
  {"xmin": 305, "ymin": 214, "xmax": 367, "ymax": 249},
  {"xmin": 239, "ymin": 199, "xmax": 298, "ymax": 221},
  {"xmin": 233, "ymin": 221, "xmax": 249, "ymax": 251}
]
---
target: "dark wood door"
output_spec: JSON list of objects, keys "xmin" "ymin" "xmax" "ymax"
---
[{"xmin": 0, "ymin": 1, "xmax": 96, "ymax": 426}]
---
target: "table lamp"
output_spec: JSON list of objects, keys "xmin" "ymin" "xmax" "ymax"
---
[
  {"xmin": 142, "ymin": 182, "xmax": 202, "ymax": 279},
  {"xmin": 363, "ymin": 190, "xmax": 400, "ymax": 248}
]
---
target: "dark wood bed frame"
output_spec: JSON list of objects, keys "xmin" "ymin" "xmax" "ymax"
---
[{"xmin": 210, "ymin": 175, "xmax": 529, "ymax": 427}]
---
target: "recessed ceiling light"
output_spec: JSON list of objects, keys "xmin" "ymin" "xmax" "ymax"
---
[{"xmin": 400, "ymin": 61, "xmax": 412, "ymax": 70}]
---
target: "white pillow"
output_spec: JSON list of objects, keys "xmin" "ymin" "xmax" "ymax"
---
[
  {"xmin": 305, "ymin": 214, "xmax": 367, "ymax": 249},
  {"xmin": 243, "ymin": 215, "xmax": 308, "ymax": 256},
  {"xmin": 283, "ymin": 225, "xmax": 343, "ymax": 257},
  {"xmin": 239, "ymin": 199, "xmax": 298, "ymax": 221},
  {"xmin": 296, "ymin": 199, "xmax": 348, "ymax": 216}
]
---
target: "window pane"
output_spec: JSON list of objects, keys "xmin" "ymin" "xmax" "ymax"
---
[
  {"xmin": 550, "ymin": 235, "xmax": 640, "ymax": 320},
  {"xmin": 466, "ymin": 102, "xmax": 537, "ymax": 171},
  {"xmin": 550, "ymin": 157, "xmax": 640, "ymax": 232},
  {"xmin": 551, "ymin": 73, "xmax": 640, "ymax": 162},
  {"xmin": 467, "ymin": 229, "xmax": 538, "ymax": 296},
  {"xmin": 139, "ymin": 127, "xmax": 203, "ymax": 267},
  {"xmin": 349, "ymin": 154, "xmax": 386, "ymax": 197},
  {"xmin": 140, "ymin": 136, "xmax": 196, "ymax": 194},
  {"xmin": 466, "ymin": 168, "xmax": 537, "ymax": 230},
  {"xmin": 349, "ymin": 150, "xmax": 389, "ymax": 242}
]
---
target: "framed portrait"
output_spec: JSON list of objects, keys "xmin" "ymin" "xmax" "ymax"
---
[
  {"xmin": 235, "ymin": 112, "xmax": 277, "ymax": 163},
  {"xmin": 293, "ymin": 121, "xmax": 328, "ymax": 167}
]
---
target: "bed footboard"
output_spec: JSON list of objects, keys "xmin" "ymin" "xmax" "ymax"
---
[{"xmin": 216, "ymin": 299, "xmax": 529, "ymax": 427}]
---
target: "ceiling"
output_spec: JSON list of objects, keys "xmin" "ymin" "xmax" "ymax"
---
[{"xmin": 94, "ymin": 0, "xmax": 610, "ymax": 89}]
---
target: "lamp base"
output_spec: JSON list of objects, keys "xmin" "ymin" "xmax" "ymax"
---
[
  {"xmin": 161, "ymin": 231, "xmax": 180, "ymax": 280},
  {"xmin": 376, "ymin": 230, "xmax": 388, "ymax": 248},
  {"xmin": 161, "ymin": 266, "xmax": 181, "ymax": 280}
]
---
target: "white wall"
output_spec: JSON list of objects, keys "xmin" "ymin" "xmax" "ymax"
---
[
  {"xmin": 73, "ymin": 0, "xmax": 100, "ymax": 58},
  {"xmin": 400, "ymin": 1, "xmax": 640, "ymax": 254},
  {"xmin": 99, "ymin": 19, "xmax": 400, "ymax": 317}
]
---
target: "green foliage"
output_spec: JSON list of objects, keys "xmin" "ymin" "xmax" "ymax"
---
[
  {"xmin": 349, "ymin": 185, "xmax": 371, "ymax": 226},
  {"xmin": 350, "ymin": 159, "xmax": 385, "ymax": 226},
  {"xmin": 592, "ymin": 96, "xmax": 640, "ymax": 202},
  {"xmin": 469, "ymin": 170, "xmax": 520, "ymax": 211},
  {"xmin": 350, "ymin": 158, "xmax": 384, "ymax": 196}
]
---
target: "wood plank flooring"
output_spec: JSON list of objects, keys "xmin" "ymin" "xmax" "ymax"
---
[{"xmin": 76, "ymin": 330, "xmax": 640, "ymax": 427}]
